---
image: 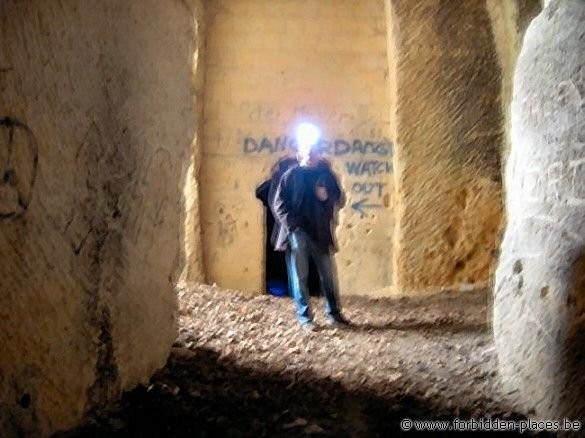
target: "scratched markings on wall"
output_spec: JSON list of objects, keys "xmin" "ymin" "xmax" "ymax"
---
[
  {"xmin": 242, "ymin": 132, "xmax": 393, "ymax": 218},
  {"xmin": 0, "ymin": 117, "xmax": 39, "ymax": 219},
  {"xmin": 239, "ymin": 102, "xmax": 379, "ymax": 126},
  {"xmin": 522, "ymin": 157, "xmax": 585, "ymax": 206}
]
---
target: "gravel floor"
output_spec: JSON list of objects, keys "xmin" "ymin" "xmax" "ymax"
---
[{"xmin": 62, "ymin": 284, "xmax": 551, "ymax": 437}]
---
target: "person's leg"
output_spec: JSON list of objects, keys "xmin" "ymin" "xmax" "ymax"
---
[
  {"xmin": 310, "ymin": 243, "xmax": 343, "ymax": 319},
  {"xmin": 287, "ymin": 230, "xmax": 313, "ymax": 324},
  {"xmin": 284, "ymin": 250, "xmax": 292, "ymax": 297}
]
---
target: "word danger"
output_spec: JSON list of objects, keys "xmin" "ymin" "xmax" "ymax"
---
[
  {"xmin": 243, "ymin": 136, "xmax": 293, "ymax": 154},
  {"xmin": 243, "ymin": 135, "xmax": 393, "ymax": 157},
  {"xmin": 322, "ymin": 139, "xmax": 392, "ymax": 157}
]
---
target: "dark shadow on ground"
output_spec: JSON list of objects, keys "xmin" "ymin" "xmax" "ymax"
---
[
  {"xmin": 346, "ymin": 320, "xmax": 488, "ymax": 334},
  {"xmin": 56, "ymin": 348, "xmax": 552, "ymax": 438}
]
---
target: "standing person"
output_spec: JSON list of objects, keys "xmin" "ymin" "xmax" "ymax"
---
[
  {"xmin": 256, "ymin": 156, "xmax": 322, "ymax": 298},
  {"xmin": 255, "ymin": 157, "xmax": 297, "ymax": 296},
  {"xmin": 270, "ymin": 123, "xmax": 350, "ymax": 331}
]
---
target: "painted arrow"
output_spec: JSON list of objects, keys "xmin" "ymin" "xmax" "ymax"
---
[{"xmin": 351, "ymin": 198, "xmax": 382, "ymax": 216}]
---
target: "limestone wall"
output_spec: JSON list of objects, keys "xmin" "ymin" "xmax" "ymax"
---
[
  {"xmin": 182, "ymin": 0, "xmax": 207, "ymax": 284},
  {"xmin": 494, "ymin": 0, "xmax": 585, "ymax": 420},
  {"xmin": 486, "ymin": 0, "xmax": 541, "ymax": 166},
  {"xmin": 199, "ymin": 0, "xmax": 394, "ymax": 295},
  {"xmin": 0, "ymin": 1, "xmax": 198, "ymax": 435},
  {"xmin": 389, "ymin": 0, "xmax": 504, "ymax": 293},
  {"xmin": 184, "ymin": 0, "xmax": 527, "ymax": 297}
]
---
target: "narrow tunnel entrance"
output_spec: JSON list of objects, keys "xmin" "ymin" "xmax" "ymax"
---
[{"xmin": 263, "ymin": 209, "xmax": 289, "ymax": 297}]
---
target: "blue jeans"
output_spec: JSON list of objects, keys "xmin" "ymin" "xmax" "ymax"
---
[{"xmin": 286, "ymin": 230, "xmax": 341, "ymax": 324}]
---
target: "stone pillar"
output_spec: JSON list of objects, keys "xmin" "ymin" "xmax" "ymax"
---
[
  {"xmin": 494, "ymin": 0, "xmax": 585, "ymax": 420},
  {"xmin": 486, "ymin": 0, "xmax": 541, "ymax": 165},
  {"xmin": 0, "ymin": 1, "xmax": 198, "ymax": 434},
  {"xmin": 182, "ymin": 0, "xmax": 207, "ymax": 284},
  {"xmin": 388, "ymin": 0, "xmax": 504, "ymax": 293}
]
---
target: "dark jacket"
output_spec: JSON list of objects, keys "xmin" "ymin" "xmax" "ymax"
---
[
  {"xmin": 270, "ymin": 159, "xmax": 344, "ymax": 252},
  {"xmin": 256, "ymin": 157, "xmax": 298, "ymax": 249}
]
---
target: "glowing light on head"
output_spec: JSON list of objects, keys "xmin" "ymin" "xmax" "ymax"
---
[{"xmin": 295, "ymin": 122, "xmax": 321, "ymax": 155}]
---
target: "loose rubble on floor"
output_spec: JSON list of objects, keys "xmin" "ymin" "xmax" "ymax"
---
[{"xmin": 62, "ymin": 284, "xmax": 551, "ymax": 437}]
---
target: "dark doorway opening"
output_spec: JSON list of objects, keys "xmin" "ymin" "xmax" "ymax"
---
[{"xmin": 256, "ymin": 158, "xmax": 320, "ymax": 297}]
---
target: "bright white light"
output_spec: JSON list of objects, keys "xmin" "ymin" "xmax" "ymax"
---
[{"xmin": 295, "ymin": 122, "xmax": 321, "ymax": 154}]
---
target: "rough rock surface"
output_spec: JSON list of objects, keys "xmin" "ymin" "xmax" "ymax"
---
[
  {"xmin": 0, "ymin": 1, "xmax": 198, "ymax": 435},
  {"xmin": 189, "ymin": 0, "xmax": 514, "ymax": 296},
  {"xmin": 486, "ymin": 0, "xmax": 541, "ymax": 164},
  {"xmin": 59, "ymin": 284, "xmax": 544, "ymax": 436},
  {"xmin": 181, "ymin": 0, "xmax": 207, "ymax": 285},
  {"xmin": 389, "ymin": 0, "xmax": 504, "ymax": 292},
  {"xmin": 494, "ymin": 0, "xmax": 585, "ymax": 420}
]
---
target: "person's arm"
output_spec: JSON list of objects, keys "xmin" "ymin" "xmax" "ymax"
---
[
  {"xmin": 318, "ymin": 164, "xmax": 344, "ymax": 209},
  {"xmin": 271, "ymin": 168, "xmax": 303, "ymax": 232},
  {"xmin": 255, "ymin": 179, "xmax": 271, "ymax": 207},
  {"xmin": 326, "ymin": 170, "xmax": 342, "ymax": 206},
  {"xmin": 334, "ymin": 174, "xmax": 346, "ymax": 209}
]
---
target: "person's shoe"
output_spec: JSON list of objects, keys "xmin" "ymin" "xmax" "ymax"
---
[
  {"xmin": 327, "ymin": 315, "xmax": 351, "ymax": 328},
  {"xmin": 301, "ymin": 321, "xmax": 317, "ymax": 332}
]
